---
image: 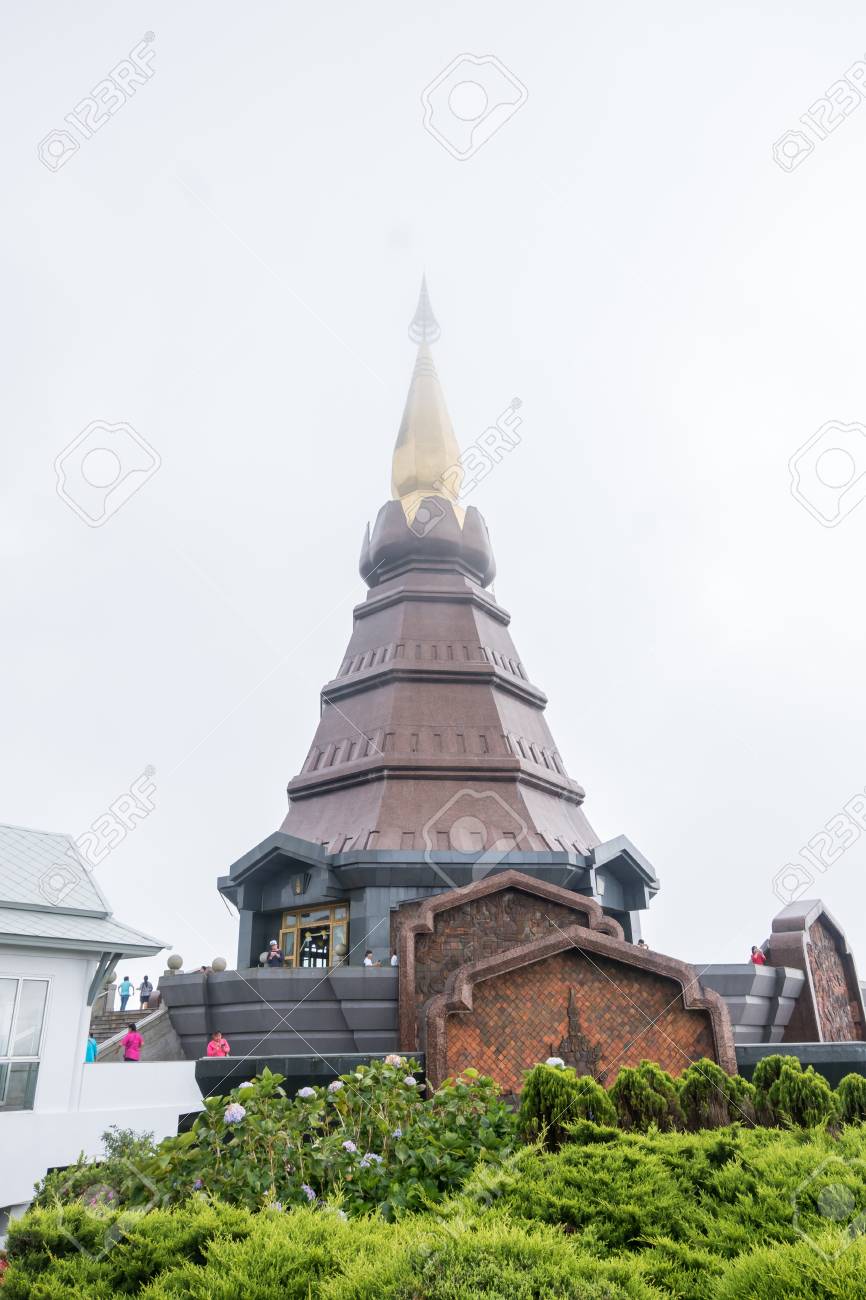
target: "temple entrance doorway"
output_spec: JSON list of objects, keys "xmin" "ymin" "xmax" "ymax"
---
[{"xmin": 279, "ymin": 902, "xmax": 348, "ymax": 967}]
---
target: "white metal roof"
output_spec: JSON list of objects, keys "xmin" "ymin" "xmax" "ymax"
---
[{"xmin": 0, "ymin": 822, "xmax": 167, "ymax": 956}]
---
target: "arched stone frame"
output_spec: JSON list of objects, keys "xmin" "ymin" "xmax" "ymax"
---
[
  {"xmin": 392, "ymin": 869, "xmax": 623, "ymax": 1051},
  {"xmin": 423, "ymin": 923, "xmax": 737, "ymax": 1091}
]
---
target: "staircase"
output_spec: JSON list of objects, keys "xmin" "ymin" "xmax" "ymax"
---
[{"xmin": 89, "ymin": 1012, "xmax": 135, "ymax": 1043}]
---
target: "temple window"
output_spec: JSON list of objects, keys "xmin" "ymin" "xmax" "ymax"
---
[{"xmin": 279, "ymin": 903, "xmax": 349, "ymax": 968}]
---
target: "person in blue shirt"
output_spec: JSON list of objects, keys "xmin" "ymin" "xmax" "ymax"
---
[
  {"xmin": 119, "ymin": 975, "xmax": 134, "ymax": 1011},
  {"xmin": 85, "ymin": 1035, "xmax": 98, "ymax": 1063}
]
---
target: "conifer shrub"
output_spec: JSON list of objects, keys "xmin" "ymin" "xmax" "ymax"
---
[
  {"xmin": 635, "ymin": 1060, "xmax": 684, "ymax": 1130},
  {"xmin": 518, "ymin": 1062, "xmax": 615, "ymax": 1149},
  {"xmin": 2, "ymin": 1200, "xmax": 666, "ymax": 1300},
  {"xmin": 609, "ymin": 1062, "xmax": 682, "ymax": 1131},
  {"xmin": 678, "ymin": 1058, "xmax": 735, "ymax": 1130},
  {"xmin": 837, "ymin": 1071, "xmax": 866, "ymax": 1124},
  {"xmin": 609, "ymin": 1066, "xmax": 665, "ymax": 1131},
  {"xmin": 711, "ymin": 1233, "xmax": 866, "ymax": 1300},
  {"xmin": 751, "ymin": 1052, "xmax": 799, "ymax": 1093},
  {"xmin": 751, "ymin": 1052, "xmax": 799, "ymax": 1123},
  {"xmin": 8, "ymin": 1124, "xmax": 866, "ymax": 1300},
  {"xmin": 768, "ymin": 1062, "xmax": 839, "ymax": 1128},
  {"xmin": 725, "ymin": 1073, "xmax": 757, "ymax": 1125}
]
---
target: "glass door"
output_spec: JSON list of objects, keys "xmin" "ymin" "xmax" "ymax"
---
[{"xmin": 280, "ymin": 903, "xmax": 348, "ymax": 968}]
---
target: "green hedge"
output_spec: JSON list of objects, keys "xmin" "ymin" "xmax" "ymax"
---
[
  {"xmin": 7, "ymin": 1125, "xmax": 866, "ymax": 1299},
  {"xmin": 11, "ymin": 1056, "xmax": 866, "ymax": 1297},
  {"xmin": 474, "ymin": 1122, "xmax": 866, "ymax": 1297}
]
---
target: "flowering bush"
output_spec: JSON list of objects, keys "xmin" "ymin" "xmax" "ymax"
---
[{"xmin": 37, "ymin": 1059, "xmax": 515, "ymax": 1220}]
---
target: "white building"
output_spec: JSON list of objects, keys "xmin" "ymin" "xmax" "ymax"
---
[{"xmin": 0, "ymin": 824, "xmax": 200, "ymax": 1231}]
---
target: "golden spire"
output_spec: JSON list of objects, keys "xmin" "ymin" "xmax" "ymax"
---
[{"xmin": 392, "ymin": 277, "xmax": 465, "ymax": 527}]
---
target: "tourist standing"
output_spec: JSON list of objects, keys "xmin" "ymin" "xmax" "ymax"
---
[
  {"xmin": 118, "ymin": 975, "xmax": 134, "ymax": 1011},
  {"xmin": 121, "ymin": 1023, "xmax": 143, "ymax": 1062},
  {"xmin": 265, "ymin": 940, "xmax": 284, "ymax": 968},
  {"xmin": 390, "ymin": 950, "xmax": 398, "ymax": 966},
  {"xmin": 139, "ymin": 975, "xmax": 153, "ymax": 1010},
  {"xmin": 84, "ymin": 1034, "xmax": 98, "ymax": 1063},
  {"xmin": 206, "ymin": 1030, "xmax": 231, "ymax": 1057}
]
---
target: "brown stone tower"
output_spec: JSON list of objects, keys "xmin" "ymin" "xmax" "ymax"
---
[{"xmin": 280, "ymin": 281, "xmax": 600, "ymax": 858}]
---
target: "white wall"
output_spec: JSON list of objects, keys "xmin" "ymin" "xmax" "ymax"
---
[
  {"xmin": 0, "ymin": 946, "xmax": 201, "ymax": 1211},
  {"xmin": 0, "ymin": 948, "xmax": 94, "ymax": 1115}
]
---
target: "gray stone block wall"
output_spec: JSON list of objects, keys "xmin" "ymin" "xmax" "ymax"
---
[
  {"xmin": 699, "ymin": 964, "xmax": 806, "ymax": 1044},
  {"xmin": 159, "ymin": 967, "xmax": 399, "ymax": 1060}
]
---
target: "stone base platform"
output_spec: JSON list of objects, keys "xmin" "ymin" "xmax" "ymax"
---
[{"xmin": 159, "ymin": 967, "xmax": 399, "ymax": 1060}]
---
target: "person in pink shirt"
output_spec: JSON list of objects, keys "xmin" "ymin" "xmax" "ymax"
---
[
  {"xmin": 206, "ymin": 1030, "xmax": 231, "ymax": 1057},
  {"xmin": 121, "ymin": 1022, "xmax": 143, "ymax": 1061}
]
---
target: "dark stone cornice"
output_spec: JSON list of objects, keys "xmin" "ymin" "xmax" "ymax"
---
[
  {"xmin": 287, "ymin": 755, "xmax": 587, "ymax": 804},
  {"xmin": 321, "ymin": 662, "xmax": 548, "ymax": 709},
  {"xmin": 354, "ymin": 579, "xmax": 510, "ymax": 626}
]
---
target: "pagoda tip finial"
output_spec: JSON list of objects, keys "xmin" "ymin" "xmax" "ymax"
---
[{"xmin": 408, "ymin": 274, "xmax": 441, "ymax": 345}]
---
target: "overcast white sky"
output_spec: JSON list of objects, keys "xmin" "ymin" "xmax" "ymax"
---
[{"xmin": 3, "ymin": 2, "xmax": 866, "ymax": 995}]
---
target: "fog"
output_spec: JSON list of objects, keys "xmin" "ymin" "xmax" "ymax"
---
[{"xmin": 2, "ymin": 1, "xmax": 865, "ymax": 992}]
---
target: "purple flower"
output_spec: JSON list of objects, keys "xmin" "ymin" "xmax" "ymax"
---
[
  {"xmin": 392, "ymin": 1127, "xmax": 402, "ymax": 1139},
  {"xmin": 327, "ymin": 1080, "xmax": 343, "ymax": 1093},
  {"xmin": 403, "ymin": 1075, "xmax": 417, "ymax": 1087},
  {"xmin": 342, "ymin": 1140, "xmax": 357, "ymax": 1153},
  {"xmin": 224, "ymin": 1102, "xmax": 246, "ymax": 1124},
  {"xmin": 359, "ymin": 1152, "xmax": 384, "ymax": 1168},
  {"xmin": 193, "ymin": 1178, "xmax": 203, "ymax": 1190},
  {"xmin": 301, "ymin": 1183, "xmax": 316, "ymax": 1202},
  {"xmin": 297, "ymin": 1086, "xmax": 316, "ymax": 1099},
  {"xmin": 238, "ymin": 1080, "xmax": 254, "ymax": 1089}
]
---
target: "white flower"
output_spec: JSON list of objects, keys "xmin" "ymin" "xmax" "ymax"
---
[
  {"xmin": 384, "ymin": 1053, "xmax": 404, "ymax": 1067},
  {"xmin": 297, "ymin": 1086, "xmax": 316, "ymax": 1099},
  {"xmin": 238, "ymin": 1080, "xmax": 254, "ymax": 1089},
  {"xmin": 327, "ymin": 1080, "xmax": 343, "ymax": 1093},
  {"xmin": 223, "ymin": 1102, "xmax": 247, "ymax": 1124},
  {"xmin": 342, "ymin": 1140, "xmax": 357, "ymax": 1153},
  {"xmin": 545, "ymin": 1057, "xmax": 566, "ymax": 1068},
  {"xmin": 403, "ymin": 1075, "xmax": 418, "ymax": 1087}
]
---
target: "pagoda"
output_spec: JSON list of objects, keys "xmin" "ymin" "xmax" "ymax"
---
[{"xmin": 218, "ymin": 282, "xmax": 659, "ymax": 970}]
